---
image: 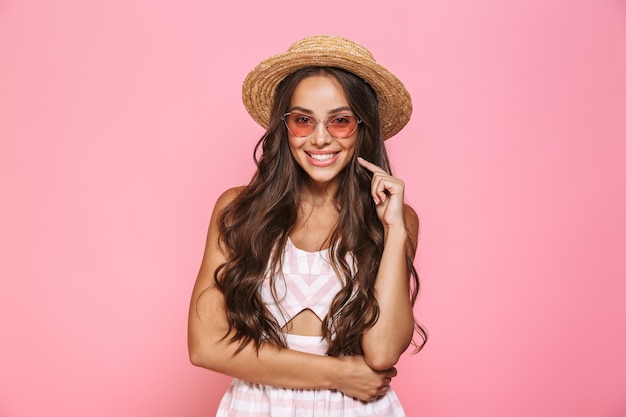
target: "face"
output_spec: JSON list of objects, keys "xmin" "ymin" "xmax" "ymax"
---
[{"xmin": 286, "ymin": 75, "xmax": 358, "ymax": 189}]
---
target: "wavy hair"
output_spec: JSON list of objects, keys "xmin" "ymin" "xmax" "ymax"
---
[{"xmin": 214, "ymin": 67, "xmax": 427, "ymax": 356}]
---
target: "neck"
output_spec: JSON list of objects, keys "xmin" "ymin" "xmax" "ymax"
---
[{"xmin": 299, "ymin": 178, "xmax": 339, "ymax": 207}]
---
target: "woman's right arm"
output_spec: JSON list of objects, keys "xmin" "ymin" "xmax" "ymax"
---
[{"xmin": 187, "ymin": 187, "xmax": 395, "ymax": 401}]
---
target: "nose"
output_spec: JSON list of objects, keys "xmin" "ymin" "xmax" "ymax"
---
[{"xmin": 310, "ymin": 121, "xmax": 332, "ymax": 147}]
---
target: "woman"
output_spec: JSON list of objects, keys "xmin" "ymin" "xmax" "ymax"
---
[{"xmin": 188, "ymin": 35, "xmax": 427, "ymax": 416}]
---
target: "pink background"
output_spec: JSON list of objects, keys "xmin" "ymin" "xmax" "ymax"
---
[{"xmin": 1, "ymin": 0, "xmax": 625, "ymax": 416}]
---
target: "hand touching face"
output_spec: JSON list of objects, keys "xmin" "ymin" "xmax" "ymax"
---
[{"xmin": 357, "ymin": 157, "xmax": 406, "ymax": 231}]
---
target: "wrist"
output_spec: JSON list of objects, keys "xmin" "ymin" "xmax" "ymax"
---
[
  {"xmin": 322, "ymin": 356, "xmax": 342, "ymax": 390},
  {"xmin": 383, "ymin": 224, "xmax": 407, "ymax": 241}
]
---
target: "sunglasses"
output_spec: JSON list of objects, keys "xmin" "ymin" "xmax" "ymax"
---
[{"xmin": 282, "ymin": 112, "xmax": 362, "ymax": 139}]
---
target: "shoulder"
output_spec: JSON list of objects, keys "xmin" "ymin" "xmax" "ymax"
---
[
  {"xmin": 403, "ymin": 204, "xmax": 419, "ymax": 256},
  {"xmin": 213, "ymin": 186, "xmax": 246, "ymax": 212},
  {"xmin": 204, "ymin": 186, "xmax": 247, "ymax": 260},
  {"xmin": 403, "ymin": 204, "xmax": 419, "ymax": 235},
  {"xmin": 207, "ymin": 186, "xmax": 246, "ymax": 230}
]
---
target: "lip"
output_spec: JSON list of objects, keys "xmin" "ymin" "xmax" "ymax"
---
[{"xmin": 305, "ymin": 151, "xmax": 340, "ymax": 167}]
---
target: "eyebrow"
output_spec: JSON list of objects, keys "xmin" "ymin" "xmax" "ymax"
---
[{"xmin": 288, "ymin": 106, "xmax": 354, "ymax": 115}]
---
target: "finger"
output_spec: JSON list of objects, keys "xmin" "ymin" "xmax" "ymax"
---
[
  {"xmin": 371, "ymin": 174, "xmax": 403, "ymax": 204},
  {"xmin": 386, "ymin": 367, "xmax": 398, "ymax": 378},
  {"xmin": 374, "ymin": 385, "xmax": 390, "ymax": 401},
  {"xmin": 357, "ymin": 156, "xmax": 387, "ymax": 175},
  {"xmin": 373, "ymin": 177, "xmax": 388, "ymax": 204},
  {"xmin": 366, "ymin": 171, "xmax": 383, "ymax": 204}
]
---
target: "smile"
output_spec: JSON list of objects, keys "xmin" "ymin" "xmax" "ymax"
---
[{"xmin": 306, "ymin": 152, "xmax": 338, "ymax": 162}]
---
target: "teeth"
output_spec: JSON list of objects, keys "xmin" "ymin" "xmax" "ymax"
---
[{"xmin": 308, "ymin": 153, "xmax": 337, "ymax": 161}]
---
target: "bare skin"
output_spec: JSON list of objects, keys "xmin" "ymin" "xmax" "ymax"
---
[{"xmin": 187, "ymin": 75, "xmax": 418, "ymax": 401}]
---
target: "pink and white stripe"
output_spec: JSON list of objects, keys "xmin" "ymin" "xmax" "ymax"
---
[
  {"xmin": 261, "ymin": 238, "xmax": 344, "ymax": 329},
  {"xmin": 216, "ymin": 374, "xmax": 405, "ymax": 417},
  {"xmin": 215, "ymin": 241, "xmax": 406, "ymax": 416}
]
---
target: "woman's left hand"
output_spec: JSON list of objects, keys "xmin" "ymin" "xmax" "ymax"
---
[{"xmin": 357, "ymin": 157, "xmax": 406, "ymax": 230}]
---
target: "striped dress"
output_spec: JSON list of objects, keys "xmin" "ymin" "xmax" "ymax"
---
[{"xmin": 215, "ymin": 238, "xmax": 406, "ymax": 417}]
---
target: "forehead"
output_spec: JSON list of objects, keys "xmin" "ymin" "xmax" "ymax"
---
[{"xmin": 289, "ymin": 75, "xmax": 350, "ymax": 111}]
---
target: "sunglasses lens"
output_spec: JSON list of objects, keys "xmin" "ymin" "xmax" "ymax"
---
[
  {"xmin": 327, "ymin": 116, "xmax": 358, "ymax": 138},
  {"xmin": 286, "ymin": 113, "xmax": 315, "ymax": 136},
  {"xmin": 284, "ymin": 113, "xmax": 359, "ymax": 138}
]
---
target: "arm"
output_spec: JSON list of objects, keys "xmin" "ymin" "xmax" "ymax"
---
[
  {"xmin": 357, "ymin": 158, "xmax": 419, "ymax": 371},
  {"xmin": 187, "ymin": 187, "xmax": 395, "ymax": 400}
]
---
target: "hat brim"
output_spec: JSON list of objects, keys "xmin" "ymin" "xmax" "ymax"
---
[{"xmin": 242, "ymin": 37, "xmax": 412, "ymax": 140}]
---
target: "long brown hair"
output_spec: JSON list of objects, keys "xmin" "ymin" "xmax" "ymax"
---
[{"xmin": 214, "ymin": 67, "xmax": 427, "ymax": 356}]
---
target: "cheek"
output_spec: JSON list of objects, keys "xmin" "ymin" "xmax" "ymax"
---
[
  {"xmin": 343, "ymin": 137, "xmax": 358, "ymax": 155},
  {"xmin": 287, "ymin": 136, "xmax": 304, "ymax": 161},
  {"xmin": 287, "ymin": 136, "xmax": 298, "ymax": 153}
]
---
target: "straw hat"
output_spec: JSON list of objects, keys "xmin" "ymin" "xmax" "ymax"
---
[{"xmin": 242, "ymin": 35, "xmax": 412, "ymax": 140}]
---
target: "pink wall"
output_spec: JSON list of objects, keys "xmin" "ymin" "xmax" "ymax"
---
[{"xmin": 1, "ymin": 0, "xmax": 625, "ymax": 416}]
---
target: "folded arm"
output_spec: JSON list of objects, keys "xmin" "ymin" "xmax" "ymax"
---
[
  {"xmin": 187, "ymin": 187, "xmax": 395, "ymax": 401},
  {"xmin": 357, "ymin": 157, "xmax": 419, "ymax": 370}
]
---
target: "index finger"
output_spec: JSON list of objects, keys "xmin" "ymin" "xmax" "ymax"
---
[{"xmin": 357, "ymin": 157, "xmax": 387, "ymax": 174}]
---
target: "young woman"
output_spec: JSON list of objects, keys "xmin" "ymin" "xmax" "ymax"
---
[{"xmin": 188, "ymin": 35, "xmax": 427, "ymax": 416}]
